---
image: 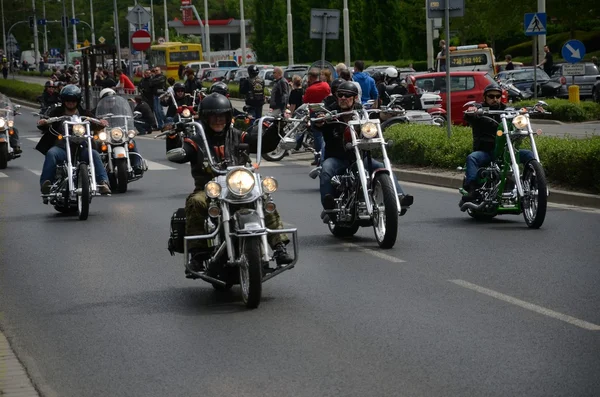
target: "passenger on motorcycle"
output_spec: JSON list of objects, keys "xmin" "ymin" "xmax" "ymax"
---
[
  {"xmin": 173, "ymin": 93, "xmax": 292, "ymax": 272},
  {"xmin": 239, "ymin": 65, "xmax": 265, "ymax": 119},
  {"xmin": 40, "ymin": 80, "xmax": 60, "ymax": 110},
  {"xmin": 36, "ymin": 84, "xmax": 112, "ymax": 195},
  {"xmin": 95, "ymin": 88, "xmax": 145, "ymax": 174},
  {"xmin": 162, "ymin": 82, "xmax": 193, "ymax": 119},
  {"xmin": 318, "ymin": 82, "xmax": 414, "ymax": 215},
  {"xmin": 209, "ymin": 82, "xmax": 245, "ymax": 117},
  {"xmin": 462, "ymin": 84, "xmax": 534, "ymax": 202}
]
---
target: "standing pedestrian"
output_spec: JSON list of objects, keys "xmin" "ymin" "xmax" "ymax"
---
[
  {"xmin": 537, "ymin": 45, "xmax": 554, "ymax": 76},
  {"xmin": 505, "ymin": 54, "xmax": 515, "ymax": 71}
]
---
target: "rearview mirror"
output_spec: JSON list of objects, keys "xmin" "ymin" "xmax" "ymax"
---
[{"xmin": 463, "ymin": 101, "xmax": 477, "ymax": 107}]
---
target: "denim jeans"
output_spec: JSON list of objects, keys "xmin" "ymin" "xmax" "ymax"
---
[
  {"xmin": 247, "ymin": 105, "xmax": 263, "ymax": 120},
  {"xmin": 40, "ymin": 145, "xmax": 109, "ymax": 186},
  {"xmin": 319, "ymin": 156, "xmax": 404, "ymax": 206},
  {"xmin": 153, "ymin": 96, "xmax": 165, "ymax": 129},
  {"xmin": 465, "ymin": 149, "xmax": 535, "ymax": 184}
]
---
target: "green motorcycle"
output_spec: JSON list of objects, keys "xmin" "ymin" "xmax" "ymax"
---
[{"xmin": 458, "ymin": 101, "xmax": 550, "ymax": 229}]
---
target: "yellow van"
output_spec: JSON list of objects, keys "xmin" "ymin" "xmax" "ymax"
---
[{"xmin": 438, "ymin": 44, "xmax": 497, "ymax": 76}]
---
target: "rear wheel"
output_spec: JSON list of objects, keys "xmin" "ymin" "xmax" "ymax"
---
[
  {"xmin": 328, "ymin": 221, "xmax": 360, "ymax": 237},
  {"xmin": 77, "ymin": 163, "xmax": 90, "ymax": 220},
  {"xmin": 521, "ymin": 160, "xmax": 547, "ymax": 229},
  {"xmin": 115, "ymin": 158, "xmax": 128, "ymax": 193},
  {"xmin": 371, "ymin": 174, "xmax": 398, "ymax": 249},
  {"xmin": 239, "ymin": 237, "xmax": 262, "ymax": 309},
  {"xmin": 0, "ymin": 142, "xmax": 8, "ymax": 169},
  {"xmin": 262, "ymin": 145, "xmax": 287, "ymax": 161}
]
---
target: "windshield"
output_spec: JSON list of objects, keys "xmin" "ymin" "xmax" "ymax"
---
[
  {"xmin": 0, "ymin": 93, "xmax": 14, "ymax": 121},
  {"xmin": 95, "ymin": 95, "xmax": 135, "ymax": 131}
]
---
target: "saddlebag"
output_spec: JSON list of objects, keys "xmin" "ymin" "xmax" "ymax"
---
[{"xmin": 168, "ymin": 208, "xmax": 187, "ymax": 255}]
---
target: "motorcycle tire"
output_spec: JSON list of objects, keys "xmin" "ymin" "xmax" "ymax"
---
[
  {"xmin": 77, "ymin": 163, "xmax": 90, "ymax": 221},
  {"xmin": 466, "ymin": 208, "xmax": 497, "ymax": 221},
  {"xmin": 0, "ymin": 142, "xmax": 8, "ymax": 169},
  {"xmin": 115, "ymin": 158, "xmax": 128, "ymax": 194},
  {"xmin": 381, "ymin": 118, "xmax": 406, "ymax": 133},
  {"xmin": 521, "ymin": 160, "xmax": 547, "ymax": 229},
  {"xmin": 328, "ymin": 222, "xmax": 359, "ymax": 237},
  {"xmin": 371, "ymin": 173, "xmax": 398, "ymax": 249},
  {"xmin": 239, "ymin": 237, "xmax": 262, "ymax": 309},
  {"xmin": 262, "ymin": 146, "xmax": 287, "ymax": 162}
]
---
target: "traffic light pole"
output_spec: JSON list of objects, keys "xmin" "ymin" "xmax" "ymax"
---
[{"xmin": 32, "ymin": 0, "xmax": 40, "ymax": 70}]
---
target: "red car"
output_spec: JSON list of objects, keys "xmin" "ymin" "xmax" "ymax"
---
[{"xmin": 406, "ymin": 71, "xmax": 507, "ymax": 125}]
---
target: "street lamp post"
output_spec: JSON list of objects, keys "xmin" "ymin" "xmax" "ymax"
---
[
  {"xmin": 43, "ymin": 0, "xmax": 49, "ymax": 53},
  {"xmin": 286, "ymin": 0, "xmax": 293, "ymax": 65},
  {"xmin": 113, "ymin": 0, "xmax": 122, "ymax": 68},
  {"xmin": 71, "ymin": 0, "xmax": 77, "ymax": 49},
  {"xmin": 1, "ymin": 0, "xmax": 6, "ymax": 57},
  {"xmin": 32, "ymin": 0, "xmax": 40, "ymax": 69},
  {"xmin": 343, "ymin": 0, "xmax": 350, "ymax": 67},
  {"xmin": 204, "ymin": 0, "xmax": 210, "ymax": 63},
  {"xmin": 239, "ymin": 0, "xmax": 244, "ymax": 65},
  {"xmin": 164, "ymin": 0, "xmax": 169, "ymax": 42},
  {"xmin": 90, "ymin": 0, "xmax": 95, "ymax": 45},
  {"xmin": 150, "ymin": 0, "xmax": 155, "ymax": 42},
  {"xmin": 62, "ymin": 0, "xmax": 69, "ymax": 66}
]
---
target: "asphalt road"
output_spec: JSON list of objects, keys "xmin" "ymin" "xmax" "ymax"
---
[
  {"xmin": 0, "ymin": 106, "xmax": 599, "ymax": 397},
  {"xmin": 8, "ymin": 74, "xmax": 600, "ymax": 138}
]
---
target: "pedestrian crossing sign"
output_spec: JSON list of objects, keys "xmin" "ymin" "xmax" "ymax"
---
[{"xmin": 524, "ymin": 13, "xmax": 546, "ymax": 36}]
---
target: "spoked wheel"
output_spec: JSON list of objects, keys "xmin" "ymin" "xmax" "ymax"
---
[
  {"xmin": 239, "ymin": 237, "xmax": 262, "ymax": 309},
  {"xmin": 0, "ymin": 142, "xmax": 8, "ymax": 169},
  {"xmin": 115, "ymin": 158, "xmax": 128, "ymax": 193},
  {"xmin": 77, "ymin": 163, "xmax": 90, "ymax": 221},
  {"xmin": 371, "ymin": 174, "xmax": 398, "ymax": 248},
  {"xmin": 262, "ymin": 145, "xmax": 287, "ymax": 162},
  {"xmin": 521, "ymin": 160, "xmax": 547, "ymax": 229}
]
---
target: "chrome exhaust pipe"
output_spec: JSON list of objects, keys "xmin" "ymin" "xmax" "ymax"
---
[{"xmin": 459, "ymin": 201, "xmax": 487, "ymax": 212}]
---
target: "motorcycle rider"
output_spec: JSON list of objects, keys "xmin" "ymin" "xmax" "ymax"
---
[
  {"xmin": 462, "ymin": 84, "xmax": 535, "ymax": 202},
  {"xmin": 162, "ymin": 82, "xmax": 193, "ymax": 119},
  {"xmin": 40, "ymin": 80, "xmax": 60, "ymax": 112},
  {"xmin": 95, "ymin": 88, "xmax": 145, "ymax": 174},
  {"xmin": 317, "ymin": 82, "xmax": 414, "ymax": 217},
  {"xmin": 36, "ymin": 84, "xmax": 112, "ymax": 195},
  {"xmin": 239, "ymin": 64, "xmax": 265, "ymax": 119},
  {"xmin": 0, "ymin": 96, "xmax": 21, "ymax": 154},
  {"xmin": 209, "ymin": 82, "xmax": 244, "ymax": 117},
  {"xmin": 170, "ymin": 93, "xmax": 292, "ymax": 274}
]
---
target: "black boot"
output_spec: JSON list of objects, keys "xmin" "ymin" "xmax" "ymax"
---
[
  {"xmin": 13, "ymin": 146, "xmax": 22, "ymax": 154},
  {"xmin": 273, "ymin": 242, "xmax": 293, "ymax": 266},
  {"xmin": 185, "ymin": 250, "xmax": 211, "ymax": 278},
  {"xmin": 398, "ymin": 194, "xmax": 413, "ymax": 216},
  {"xmin": 461, "ymin": 182, "xmax": 480, "ymax": 203}
]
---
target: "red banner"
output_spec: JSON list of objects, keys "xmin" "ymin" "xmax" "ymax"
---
[{"xmin": 182, "ymin": 0, "xmax": 193, "ymax": 22}]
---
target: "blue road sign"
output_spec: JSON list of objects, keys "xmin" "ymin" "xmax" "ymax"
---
[
  {"xmin": 50, "ymin": 48, "xmax": 59, "ymax": 57},
  {"xmin": 70, "ymin": 18, "xmax": 80, "ymax": 25},
  {"xmin": 37, "ymin": 19, "xmax": 46, "ymax": 26},
  {"xmin": 524, "ymin": 13, "xmax": 546, "ymax": 36},
  {"xmin": 561, "ymin": 40, "xmax": 586, "ymax": 63}
]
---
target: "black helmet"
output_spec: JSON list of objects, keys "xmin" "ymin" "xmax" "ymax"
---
[
  {"xmin": 209, "ymin": 81, "xmax": 229, "ymax": 97},
  {"xmin": 247, "ymin": 65, "xmax": 259, "ymax": 77},
  {"xmin": 330, "ymin": 78, "xmax": 344, "ymax": 96},
  {"xmin": 337, "ymin": 81, "xmax": 359, "ymax": 97},
  {"xmin": 200, "ymin": 93, "xmax": 232, "ymax": 118},
  {"xmin": 372, "ymin": 71, "xmax": 384, "ymax": 83},
  {"xmin": 483, "ymin": 83, "xmax": 502, "ymax": 97},
  {"xmin": 59, "ymin": 84, "xmax": 81, "ymax": 103},
  {"xmin": 173, "ymin": 82, "xmax": 185, "ymax": 92},
  {"xmin": 45, "ymin": 80, "xmax": 55, "ymax": 87}
]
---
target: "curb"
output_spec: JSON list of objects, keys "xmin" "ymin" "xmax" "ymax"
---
[
  {"xmin": 530, "ymin": 119, "xmax": 564, "ymax": 125},
  {"xmin": 394, "ymin": 168, "xmax": 600, "ymax": 209}
]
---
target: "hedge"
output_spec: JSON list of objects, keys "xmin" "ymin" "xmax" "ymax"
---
[
  {"xmin": 503, "ymin": 30, "xmax": 600, "ymax": 59},
  {"xmin": 0, "ymin": 79, "xmax": 42, "ymax": 103},
  {"xmin": 384, "ymin": 124, "xmax": 600, "ymax": 193},
  {"xmin": 518, "ymin": 99, "xmax": 600, "ymax": 122}
]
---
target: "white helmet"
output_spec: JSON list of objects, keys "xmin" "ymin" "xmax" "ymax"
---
[
  {"xmin": 385, "ymin": 67, "xmax": 398, "ymax": 79},
  {"xmin": 99, "ymin": 88, "xmax": 116, "ymax": 99}
]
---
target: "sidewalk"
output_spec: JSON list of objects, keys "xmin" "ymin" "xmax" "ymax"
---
[{"xmin": 8, "ymin": 92, "xmax": 600, "ymax": 210}]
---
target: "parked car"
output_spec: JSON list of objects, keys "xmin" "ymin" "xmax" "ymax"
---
[
  {"xmin": 232, "ymin": 68, "xmax": 249, "ymax": 84},
  {"xmin": 550, "ymin": 62, "xmax": 600, "ymax": 99},
  {"xmin": 406, "ymin": 71, "xmax": 503, "ymax": 125},
  {"xmin": 203, "ymin": 69, "xmax": 229, "ymax": 82},
  {"xmin": 223, "ymin": 68, "xmax": 242, "ymax": 83},
  {"xmin": 495, "ymin": 61, "xmax": 524, "ymax": 73},
  {"xmin": 283, "ymin": 68, "xmax": 307, "ymax": 83},
  {"xmin": 364, "ymin": 65, "xmax": 396, "ymax": 76},
  {"xmin": 496, "ymin": 67, "xmax": 566, "ymax": 98},
  {"xmin": 186, "ymin": 61, "xmax": 212, "ymax": 73},
  {"xmin": 215, "ymin": 59, "xmax": 239, "ymax": 68},
  {"xmin": 258, "ymin": 68, "xmax": 275, "ymax": 87}
]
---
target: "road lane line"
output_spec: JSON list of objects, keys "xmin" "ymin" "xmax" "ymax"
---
[
  {"xmin": 145, "ymin": 160, "xmax": 176, "ymax": 170},
  {"xmin": 26, "ymin": 137, "xmax": 40, "ymax": 143},
  {"xmin": 341, "ymin": 242, "xmax": 405, "ymax": 263},
  {"xmin": 449, "ymin": 279, "xmax": 600, "ymax": 331},
  {"xmin": 27, "ymin": 169, "xmax": 42, "ymax": 176},
  {"xmin": 0, "ymin": 172, "xmax": 7, "ymax": 178}
]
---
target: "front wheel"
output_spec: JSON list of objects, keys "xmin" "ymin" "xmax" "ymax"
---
[
  {"xmin": 77, "ymin": 163, "xmax": 90, "ymax": 220},
  {"xmin": 0, "ymin": 142, "xmax": 8, "ymax": 169},
  {"xmin": 371, "ymin": 174, "xmax": 398, "ymax": 249},
  {"xmin": 521, "ymin": 160, "xmax": 547, "ymax": 229},
  {"xmin": 115, "ymin": 158, "xmax": 128, "ymax": 193},
  {"xmin": 239, "ymin": 237, "xmax": 262, "ymax": 309},
  {"xmin": 262, "ymin": 145, "xmax": 287, "ymax": 162},
  {"xmin": 431, "ymin": 115, "xmax": 446, "ymax": 127}
]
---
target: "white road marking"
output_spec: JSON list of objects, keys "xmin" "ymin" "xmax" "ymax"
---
[
  {"xmin": 256, "ymin": 161, "xmax": 282, "ymax": 168},
  {"xmin": 0, "ymin": 172, "xmax": 8, "ymax": 178},
  {"xmin": 449, "ymin": 279, "xmax": 600, "ymax": 331},
  {"xmin": 341, "ymin": 242, "xmax": 405, "ymax": 263},
  {"xmin": 28, "ymin": 169, "xmax": 42, "ymax": 176},
  {"xmin": 145, "ymin": 160, "xmax": 176, "ymax": 170},
  {"xmin": 27, "ymin": 137, "xmax": 41, "ymax": 143}
]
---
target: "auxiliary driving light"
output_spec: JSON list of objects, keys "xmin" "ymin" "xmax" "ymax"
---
[
  {"xmin": 205, "ymin": 181, "xmax": 222, "ymax": 198},
  {"xmin": 261, "ymin": 177, "xmax": 278, "ymax": 193}
]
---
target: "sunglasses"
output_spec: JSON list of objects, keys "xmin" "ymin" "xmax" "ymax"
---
[
  {"xmin": 486, "ymin": 94, "xmax": 502, "ymax": 99},
  {"xmin": 337, "ymin": 93, "xmax": 354, "ymax": 99}
]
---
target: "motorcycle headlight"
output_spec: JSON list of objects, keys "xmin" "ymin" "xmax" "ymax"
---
[
  {"xmin": 512, "ymin": 115, "xmax": 528, "ymax": 130},
  {"xmin": 0, "ymin": 118, "xmax": 5, "ymax": 129},
  {"xmin": 205, "ymin": 181, "xmax": 222, "ymax": 198},
  {"xmin": 7, "ymin": 120, "xmax": 14, "ymax": 128},
  {"xmin": 182, "ymin": 108, "xmax": 191, "ymax": 118},
  {"xmin": 98, "ymin": 131, "xmax": 107, "ymax": 141},
  {"xmin": 226, "ymin": 168, "xmax": 255, "ymax": 196},
  {"xmin": 128, "ymin": 129, "xmax": 137, "ymax": 138},
  {"xmin": 110, "ymin": 127, "xmax": 124, "ymax": 141},
  {"xmin": 72, "ymin": 124, "xmax": 86, "ymax": 137},
  {"xmin": 361, "ymin": 122, "xmax": 378, "ymax": 139},
  {"xmin": 262, "ymin": 177, "xmax": 278, "ymax": 193}
]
